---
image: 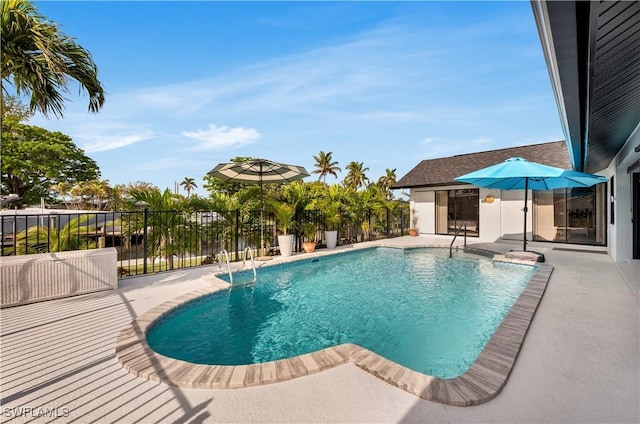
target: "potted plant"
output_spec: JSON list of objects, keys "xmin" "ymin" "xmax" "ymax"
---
[
  {"xmin": 301, "ymin": 222, "xmax": 317, "ymax": 253},
  {"xmin": 323, "ymin": 202, "xmax": 340, "ymax": 249},
  {"xmin": 269, "ymin": 201, "xmax": 295, "ymax": 257},
  {"xmin": 409, "ymin": 208, "xmax": 419, "ymax": 237}
]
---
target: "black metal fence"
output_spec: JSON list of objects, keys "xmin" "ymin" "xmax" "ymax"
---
[{"xmin": 0, "ymin": 207, "xmax": 409, "ymax": 277}]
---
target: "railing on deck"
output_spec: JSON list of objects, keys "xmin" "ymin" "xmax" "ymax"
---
[{"xmin": 1, "ymin": 207, "xmax": 410, "ymax": 277}]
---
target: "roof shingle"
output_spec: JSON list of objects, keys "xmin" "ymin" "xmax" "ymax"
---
[{"xmin": 393, "ymin": 141, "xmax": 572, "ymax": 188}]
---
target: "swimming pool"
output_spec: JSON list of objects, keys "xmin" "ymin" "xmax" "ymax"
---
[{"xmin": 147, "ymin": 247, "xmax": 535, "ymax": 378}]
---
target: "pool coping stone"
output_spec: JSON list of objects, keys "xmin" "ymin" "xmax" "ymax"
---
[{"xmin": 115, "ymin": 244, "xmax": 553, "ymax": 406}]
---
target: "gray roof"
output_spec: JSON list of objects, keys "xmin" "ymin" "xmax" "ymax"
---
[{"xmin": 393, "ymin": 141, "xmax": 572, "ymax": 189}]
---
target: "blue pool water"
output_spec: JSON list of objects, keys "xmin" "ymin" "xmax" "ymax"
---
[{"xmin": 147, "ymin": 247, "xmax": 535, "ymax": 378}]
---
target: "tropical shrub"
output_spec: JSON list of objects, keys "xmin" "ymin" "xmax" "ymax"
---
[{"xmin": 14, "ymin": 214, "xmax": 97, "ymax": 254}]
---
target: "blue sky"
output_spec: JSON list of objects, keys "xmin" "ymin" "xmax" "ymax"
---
[{"xmin": 29, "ymin": 1, "xmax": 563, "ymax": 196}]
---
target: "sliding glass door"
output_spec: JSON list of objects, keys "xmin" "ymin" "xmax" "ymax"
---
[
  {"xmin": 435, "ymin": 189, "xmax": 479, "ymax": 236},
  {"xmin": 533, "ymin": 184, "xmax": 606, "ymax": 245}
]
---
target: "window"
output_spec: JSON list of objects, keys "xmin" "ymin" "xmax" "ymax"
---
[
  {"xmin": 533, "ymin": 183, "xmax": 606, "ymax": 245},
  {"xmin": 435, "ymin": 189, "xmax": 479, "ymax": 236}
]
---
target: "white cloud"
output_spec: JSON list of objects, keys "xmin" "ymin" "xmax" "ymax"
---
[
  {"xmin": 182, "ymin": 124, "xmax": 261, "ymax": 150},
  {"xmin": 79, "ymin": 130, "xmax": 155, "ymax": 152},
  {"xmin": 104, "ymin": 23, "xmax": 433, "ymax": 123},
  {"xmin": 26, "ymin": 3, "xmax": 563, "ymax": 192}
]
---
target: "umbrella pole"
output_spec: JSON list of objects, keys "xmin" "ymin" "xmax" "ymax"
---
[
  {"xmin": 260, "ymin": 208, "xmax": 264, "ymax": 257},
  {"xmin": 523, "ymin": 177, "xmax": 528, "ymax": 251},
  {"xmin": 260, "ymin": 173, "xmax": 265, "ymax": 258}
]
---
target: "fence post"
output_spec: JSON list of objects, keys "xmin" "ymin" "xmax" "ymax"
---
[
  {"xmin": 298, "ymin": 211, "xmax": 302, "ymax": 252},
  {"xmin": 98, "ymin": 216, "xmax": 106, "ymax": 249},
  {"xmin": 234, "ymin": 209, "xmax": 240, "ymax": 261},
  {"xmin": 14, "ymin": 217, "xmax": 18, "ymax": 255},
  {"xmin": 368, "ymin": 209, "xmax": 372, "ymax": 241},
  {"xmin": 143, "ymin": 208, "xmax": 148, "ymax": 275},
  {"xmin": 386, "ymin": 208, "xmax": 390, "ymax": 238},
  {"xmin": 0, "ymin": 216, "xmax": 8, "ymax": 255}
]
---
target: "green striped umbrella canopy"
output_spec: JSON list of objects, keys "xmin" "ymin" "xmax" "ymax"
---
[
  {"xmin": 208, "ymin": 159, "xmax": 309, "ymax": 184},
  {"xmin": 208, "ymin": 159, "xmax": 309, "ymax": 257}
]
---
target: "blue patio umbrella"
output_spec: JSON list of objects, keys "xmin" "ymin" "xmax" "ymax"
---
[{"xmin": 455, "ymin": 157, "xmax": 607, "ymax": 251}]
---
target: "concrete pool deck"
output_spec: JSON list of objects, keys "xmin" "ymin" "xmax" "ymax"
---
[
  {"xmin": 115, "ymin": 243, "xmax": 553, "ymax": 407},
  {"xmin": 1, "ymin": 237, "xmax": 638, "ymax": 423}
]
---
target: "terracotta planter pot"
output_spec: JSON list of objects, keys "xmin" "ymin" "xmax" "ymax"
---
[
  {"xmin": 302, "ymin": 241, "xmax": 316, "ymax": 253},
  {"xmin": 408, "ymin": 229, "xmax": 418, "ymax": 237}
]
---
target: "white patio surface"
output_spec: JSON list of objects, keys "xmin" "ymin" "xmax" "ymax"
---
[{"xmin": 1, "ymin": 237, "xmax": 638, "ymax": 423}]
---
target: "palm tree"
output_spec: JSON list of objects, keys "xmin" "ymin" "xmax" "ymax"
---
[
  {"xmin": 50, "ymin": 182, "xmax": 72, "ymax": 208},
  {"xmin": 267, "ymin": 200, "xmax": 296, "ymax": 236},
  {"xmin": 343, "ymin": 184, "xmax": 385, "ymax": 241},
  {"xmin": 344, "ymin": 161, "xmax": 370, "ymax": 190},
  {"xmin": 1, "ymin": 0, "xmax": 105, "ymax": 118},
  {"xmin": 312, "ymin": 151, "xmax": 341, "ymax": 184},
  {"xmin": 315, "ymin": 183, "xmax": 345, "ymax": 232},
  {"xmin": 126, "ymin": 188, "xmax": 205, "ymax": 270},
  {"xmin": 70, "ymin": 182, "xmax": 88, "ymax": 209},
  {"xmin": 282, "ymin": 181, "xmax": 312, "ymax": 215},
  {"xmin": 105, "ymin": 184, "xmax": 125, "ymax": 211},
  {"xmin": 377, "ymin": 168, "xmax": 397, "ymax": 200},
  {"xmin": 14, "ymin": 215, "xmax": 97, "ymax": 254},
  {"xmin": 86, "ymin": 179, "xmax": 111, "ymax": 210},
  {"xmin": 180, "ymin": 177, "xmax": 197, "ymax": 197}
]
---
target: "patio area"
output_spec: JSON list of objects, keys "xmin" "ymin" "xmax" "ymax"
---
[{"xmin": 1, "ymin": 237, "xmax": 638, "ymax": 423}]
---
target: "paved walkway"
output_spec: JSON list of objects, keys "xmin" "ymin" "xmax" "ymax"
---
[{"xmin": 1, "ymin": 237, "xmax": 638, "ymax": 423}]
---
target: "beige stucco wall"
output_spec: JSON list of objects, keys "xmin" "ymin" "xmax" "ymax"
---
[
  {"xmin": 410, "ymin": 189, "xmax": 433, "ymax": 234},
  {"xmin": 408, "ymin": 124, "xmax": 639, "ymax": 265},
  {"xmin": 410, "ymin": 186, "xmax": 528, "ymax": 244},
  {"xmin": 499, "ymin": 189, "xmax": 530, "ymax": 242},
  {"xmin": 477, "ymin": 188, "xmax": 501, "ymax": 243},
  {"xmin": 532, "ymin": 191, "xmax": 558, "ymax": 242}
]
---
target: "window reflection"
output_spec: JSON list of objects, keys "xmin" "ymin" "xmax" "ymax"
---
[
  {"xmin": 533, "ymin": 184, "xmax": 606, "ymax": 245},
  {"xmin": 436, "ymin": 189, "xmax": 479, "ymax": 236}
]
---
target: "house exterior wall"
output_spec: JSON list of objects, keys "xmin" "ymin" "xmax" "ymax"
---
[
  {"xmin": 499, "ymin": 190, "xmax": 530, "ymax": 242},
  {"xmin": 607, "ymin": 123, "xmax": 640, "ymax": 263},
  {"xmin": 532, "ymin": 191, "xmax": 557, "ymax": 241},
  {"xmin": 410, "ymin": 190, "xmax": 434, "ymax": 234},
  {"xmin": 410, "ymin": 186, "xmax": 529, "ymax": 244},
  {"xmin": 405, "ymin": 131, "xmax": 634, "ymax": 258},
  {"xmin": 408, "ymin": 163, "xmax": 628, "ymax": 261},
  {"xmin": 478, "ymin": 188, "xmax": 502, "ymax": 242}
]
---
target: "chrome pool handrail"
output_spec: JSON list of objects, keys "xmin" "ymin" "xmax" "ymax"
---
[
  {"xmin": 218, "ymin": 249, "xmax": 233, "ymax": 284},
  {"xmin": 243, "ymin": 246, "xmax": 257, "ymax": 284},
  {"xmin": 449, "ymin": 221, "xmax": 467, "ymax": 258}
]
